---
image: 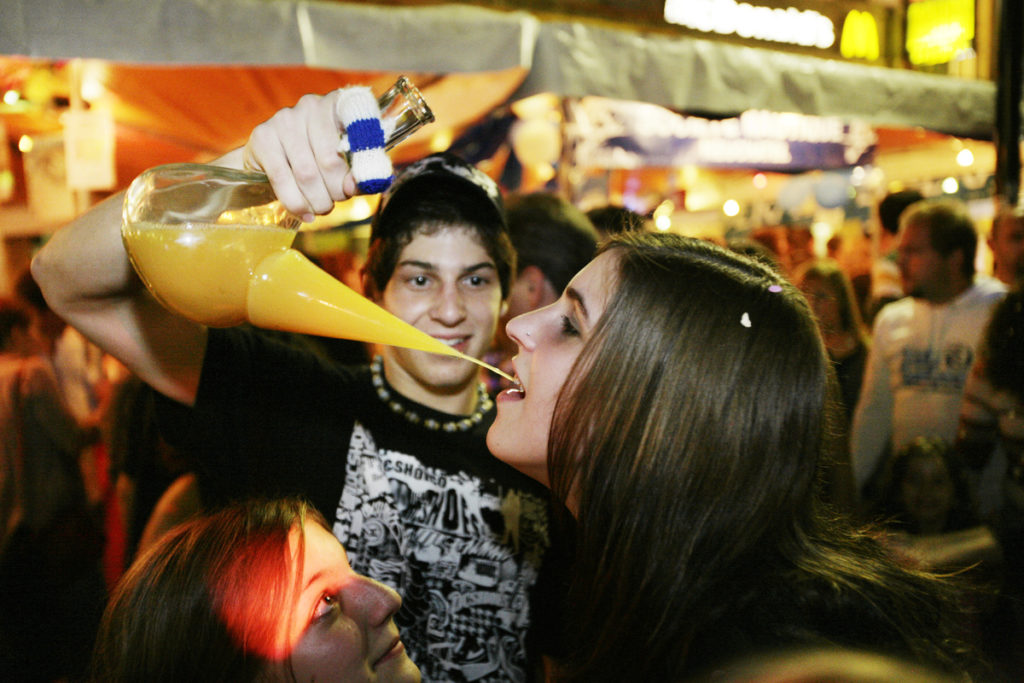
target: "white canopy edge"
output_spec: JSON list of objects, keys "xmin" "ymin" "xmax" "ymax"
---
[
  {"xmin": 0, "ymin": 0, "xmax": 537, "ymax": 71},
  {"xmin": 516, "ymin": 20, "xmax": 996, "ymax": 139},
  {"xmin": 297, "ymin": 2, "xmax": 538, "ymax": 72},
  {"xmin": 0, "ymin": 0, "xmax": 997, "ymax": 138}
]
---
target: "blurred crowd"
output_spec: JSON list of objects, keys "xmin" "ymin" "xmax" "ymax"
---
[{"xmin": 3, "ymin": 178, "xmax": 1024, "ymax": 682}]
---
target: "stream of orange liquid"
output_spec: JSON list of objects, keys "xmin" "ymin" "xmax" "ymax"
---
[{"xmin": 122, "ymin": 221, "xmax": 513, "ymax": 381}]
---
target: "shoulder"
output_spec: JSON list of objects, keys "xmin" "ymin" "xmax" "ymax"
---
[
  {"xmin": 871, "ymin": 297, "xmax": 914, "ymax": 335},
  {"xmin": 964, "ymin": 276, "xmax": 1007, "ymax": 305}
]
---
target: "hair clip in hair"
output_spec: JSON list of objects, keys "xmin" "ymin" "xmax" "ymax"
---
[
  {"xmin": 768, "ymin": 284, "xmax": 783, "ymax": 293},
  {"xmin": 741, "ymin": 312, "xmax": 752, "ymax": 328}
]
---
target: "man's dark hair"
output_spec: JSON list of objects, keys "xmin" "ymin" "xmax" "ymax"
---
[
  {"xmin": 364, "ymin": 153, "xmax": 514, "ymax": 298},
  {"xmin": 586, "ymin": 205, "xmax": 645, "ymax": 237},
  {"xmin": 506, "ymin": 193, "xmax": 599, "ymax": 295},
  {"xmin": 879, "ymin": 190, "xmax": 924, "ymax": 236},
  {"xmin": 902, "ymin": 199, "xmax": 978, "ymax": 278}
]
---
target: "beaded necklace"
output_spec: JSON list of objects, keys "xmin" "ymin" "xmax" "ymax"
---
[{"xmin": 369, "ymin": 355, "xmax": 493, "ymax": 432}]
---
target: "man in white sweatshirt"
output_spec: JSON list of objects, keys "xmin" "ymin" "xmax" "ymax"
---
[{"xmin": 851, "ymin": 198, "xmax": 1006, "ymax": 497}]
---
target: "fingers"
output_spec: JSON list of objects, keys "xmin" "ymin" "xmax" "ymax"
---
[{"xmin": 243, "ymin": 92, "xmax": 357, "ymax": 220}]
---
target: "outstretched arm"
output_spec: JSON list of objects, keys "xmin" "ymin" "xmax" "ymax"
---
[
  {"xmin": 31, "ymin": 190, "xmax": 206, "ymax": 406},
  {"xmin": 32, "ymin": 90, "xmax": 359, "ymax": 406}
]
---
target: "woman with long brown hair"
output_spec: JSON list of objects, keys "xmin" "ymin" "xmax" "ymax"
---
[
  {"xmin": 487, "ymin": 233, "xmax": 980, "ymax": 682},
  {"xmin": 794, "ymin": 258, "xmax": 871, "ymax": 421}
]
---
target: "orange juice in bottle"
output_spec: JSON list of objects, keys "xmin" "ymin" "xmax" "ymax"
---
[
  {"xmin": 122, "ymin": 221, "xmax": 296, "ymax": 327},
  {"xmin": 121, "ymin": 169, "xmax": 511, "ymax": 380}
]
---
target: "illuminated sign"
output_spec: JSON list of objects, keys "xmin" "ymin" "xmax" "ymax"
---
[
  {"xmin": 906, "ymin": 0, "xmax": 975, "ymax": 66},
  {"xmin": 570, "ymin": 98, "xmax": 876, "ymax": 172},
  {"xmin": 663, "ymin": 0, "xmax": 834, "ymax": 49},
  {"xmin": 840, "ymin": 10, "xmax": 880, "ymax": 61}
]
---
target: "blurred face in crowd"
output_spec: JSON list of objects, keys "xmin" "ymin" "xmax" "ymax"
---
[
  {"xmin": 269, "ymin": 521, "xmax": 420, "ymax": 683},
  {"xmin": 990, "ymin": 213, "xmax": 1024, "ymax": 286},
  {"xmin": 897, "ymin": 220, "xmax": 961, "ymax": 303},
  {"xmin": 798, "ymin": 275, "xmax": 841, "ymax": 336},
  {"xmin": 487, "ymin": 251, "xmax": 618, "ymax": 486},
  {"xmin": 899, "ymin": 453, "xmax": 955, "ymax": 535}
]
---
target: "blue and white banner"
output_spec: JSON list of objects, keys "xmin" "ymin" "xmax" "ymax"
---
[{"xmin": 568, "ymin": 97, "xmax": 876, "ymax": 172}]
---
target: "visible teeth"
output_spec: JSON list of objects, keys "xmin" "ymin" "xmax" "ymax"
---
[{"xmin": 440, "ymin": 338, "xmax": 466, "ymax": 347}]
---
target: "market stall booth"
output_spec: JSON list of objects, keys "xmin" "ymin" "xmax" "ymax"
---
[{"xmin": 0, "ymin": 0, "xmax": 1010, "ymax": 288}]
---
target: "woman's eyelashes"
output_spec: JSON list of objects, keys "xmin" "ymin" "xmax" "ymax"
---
[
  {"xmin": 312, "ymin": 592, "xmax": 340, "ymax": 623},
  {"xmin": 560, "ymin": 315, "xmax": 580, "ymax": 337}
]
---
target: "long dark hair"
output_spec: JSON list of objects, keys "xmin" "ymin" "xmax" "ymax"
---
[
  {"xmin": 547, "ymin": 234, "xmax": 973, "ymax": 681},
  {"xmin": 90, "ymin": 498, "xmax": 325, "ymax": 683},
  {"xmin": 793, "ymin": 257, "xmax": 870, "ymax": 348},
  {"xmin": 982, "ymin": 288, "xmax": 1024, "ymax": 403}
]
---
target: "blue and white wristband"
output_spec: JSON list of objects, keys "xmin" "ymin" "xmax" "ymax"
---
[{"xmin": 336, "ymin": 86, "xmax": 395, "ymax": 194}]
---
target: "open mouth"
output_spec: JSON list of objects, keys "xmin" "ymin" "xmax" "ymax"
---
[
  {"xmin": 504, "ymin": 375, "xmax": 525, "ymax": 399},
  {"xmin": 434, "ymin": 335, "xmax": 469, "ymax": 351}
]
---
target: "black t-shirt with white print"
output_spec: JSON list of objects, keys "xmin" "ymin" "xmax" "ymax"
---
[{"xmin": 157, "ymin": 327, "xmax": 561, "ymax": 682}]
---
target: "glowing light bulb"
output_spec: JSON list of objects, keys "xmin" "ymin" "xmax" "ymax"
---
[
  {"xmin": 723, "ymin": 199, "xmax": 740, "ymax": 217},
  {"xmin": 653, "ymin": 199, "xmax": 674, "ymax": 218},
  {"xmin": 348, "ymin": 196, "xmax": 373, "ymax": 221},
  {"xmin": 81, "ymin": 78, "xmax": 105, "ymax": 103},
  {"xmin": 429, "ymin": 128, "xmax": 453, "ymax": 152},
  {"xmin": 956, "ymin": 148, "xmax": 974, "ymax": 167},
  {"xmin": 942, "ymin": 177, "xmax": 959, "ymax": 194}
]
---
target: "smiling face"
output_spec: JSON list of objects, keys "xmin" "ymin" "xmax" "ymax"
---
[
  {"xmin": 373, "ymin": 226, "xmax": 504, "ymax": 411},
  {"xmin": 486, "ymin": 251, "xmax": 619, "ymax": 486},
  {"xmin": 271, "ymin": 521, "xmax": 420, "ymax": 683}
]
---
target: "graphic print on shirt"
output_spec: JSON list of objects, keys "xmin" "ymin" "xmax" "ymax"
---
[
  {"xmin": 334, "ymin": 423, "xmax": 551, "ymax": 683},
  {"xmin": 900, "ymin": 343, "xmax": 974, "ymax": 393}
]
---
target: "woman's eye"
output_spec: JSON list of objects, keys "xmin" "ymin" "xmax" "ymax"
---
[
  {"xmin": 561, "ymin": 316, "xmax": 579, "ymax": 337},
  {"xmin": 409, "ymin": 275, "xmax": 429, "ymax": 287},
  {"xmin": 313, "ymin": 594, "xmax": 338, "ymax": 622}
]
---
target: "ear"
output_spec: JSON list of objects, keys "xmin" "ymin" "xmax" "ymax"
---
[
  {"xmin": 361, "ymin": 271, "xmax": 380, "ymax": 303},
  {"xmin": 519, "ymin": 265, "xmax": 549, "ymax": 310}
]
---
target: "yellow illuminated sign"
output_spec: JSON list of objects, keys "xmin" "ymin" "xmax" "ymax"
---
[
  {"xmin": 906, "ymin": 0, "xmax": 974, "ymax": 66},
  {"xmin": 840, "ymin": 10, "xmax": 880, "ymax": 61},
  {"xmin": 663, "ymin": 0, "xmax": 835, "ymax": 49}
]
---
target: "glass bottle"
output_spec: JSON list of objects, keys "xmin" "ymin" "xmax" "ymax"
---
[
  {"xmin": 117, "ymin": 76, "xmax": 512, "ymax": 382},
  {"xmin": 121, "ymin": 75, "xmax": 433, "ymax": 328}
]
